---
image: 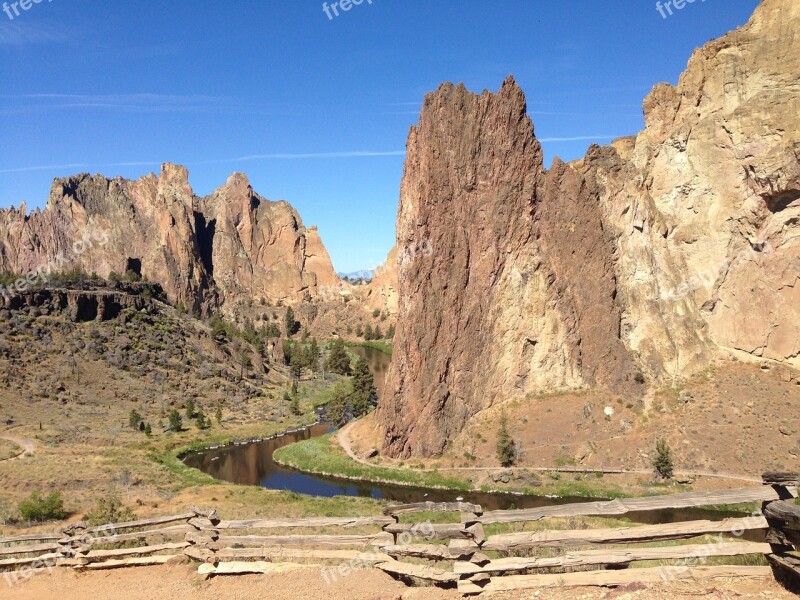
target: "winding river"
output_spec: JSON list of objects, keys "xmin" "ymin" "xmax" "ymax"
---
[{"xmin": 183, "ymin": 345, "xmax": 755, "ymax": 526}]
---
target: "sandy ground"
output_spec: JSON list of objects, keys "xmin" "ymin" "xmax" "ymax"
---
[{"xmin": 2, "ymin": 563, "xmax": 794, "ymax": 600}]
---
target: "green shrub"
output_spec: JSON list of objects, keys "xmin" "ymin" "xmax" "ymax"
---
[
  {"xmin": 652, "ymin": 438, "xmax": 674, "ymax": 479},
  {"xmin": 18, "ymin": 491, "xmax": 66, "ymax": 523},
  {"xmin": 84, "ymin": 496, "xmax": 136, "ymax": 527},
  {"xmin": 496, "ymin": 412, "xmax": 516, "ymax": 467}
]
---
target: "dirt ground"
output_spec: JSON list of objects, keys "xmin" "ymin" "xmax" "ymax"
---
[{"xmin": 2, "ymin": 563, "xmax": 794, "ymax": 600}]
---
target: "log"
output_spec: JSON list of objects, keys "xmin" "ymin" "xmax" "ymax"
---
[
  {"xmin": 188, "ymin": 517, "xmax": 216, "ymax": 530},
  {"xmin": 383, "ymin": 544, "xmax": 457, "ymax": 561},
  {"xmin": 0, "ymin": 532, "xmax": 61, "ymax": 544},
  {"xmin": 466, "ymin": 523, "xmax": 485, "ymax": 545},
  {"xmin": 375, "ymin": 559, "xmax": 459, "ymax": 584},
  {"xmin": 768, "ymin": 553, "xmax": 800, "ymax": 594},
  {"xmin": 766, "ymin": 527, "xmax": 800, "ymax": 547},
  {"xmin": 62, "ymin": 524, "xmax": 195, "ymax": 546},
  {"xmin": 191, "ymin": 508, "xmax": 218, "ymax": 520},
  {"xmin": 458, "ymin": 565, "xmax": 773, "ymax": 594},
  {"xmin": 215, "ymin": 516, "xmax": 394, "ymax": 530},
  {"xmin": 211, "ymin": 533, "xmax": 394, "ymax": 548},
  {"xmin": 183, "ymin": 545, "xmax": 218, "ymax": 563},
  {"xmin": 198, "ymin": 561, "xmax": 316, "ymax": 578},
  {"xmin": 481, "ymin": 487, "xmax": 792, "ymax": 524},
  {"xmin": 212, "ymin": 547, "xmax": 391, "ymax": 563},
  {"xmin": 83, "ymin": 513, "xmax": 194, "ymax": 534},
  {"xmin": 383, "ymin": 522, "xmax": 469, "ymax": 540},
  {"xmin": 454, "ymin": 542, "xmax": 772, "ymax": 574},
  {"xmin": 382, "ymin": 502, "xmax": 482, "ymax": 516},
  {"xmin": 0, "ymin": 542, "xmax": 59, "ymax": 556},
  {"xmin": 83, "ymin": 541, "xmax": 189, "ymax": 560},
  {"xmin": 763, "ymin": 472, "xmax": 800, "ymax": 487},
  {"xmin": 80, "ymin": 554, "xmax": 182, "ymax": 570},
  {"xmin": 185, "ymin": 532, "xmax": 219, "ymax": 545},
  {"xmin": 0, "ymin": 552, "xmax": 62, "ymax": 569},
  {"xmin": 483, "ymin": 516, "xmax": 768, "ymax": 551},
  {"xmin": 764, "ymin": 501, "xmax": 800, "ymax": 530}
]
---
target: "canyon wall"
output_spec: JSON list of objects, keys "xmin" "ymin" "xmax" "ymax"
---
[
  {"xmin": 380, "ymin": 0, "xmax": 800, "ymax": 457},
  {"xmin": 0, "ymin": 164, "xmax": 340, "ymax": 315}
]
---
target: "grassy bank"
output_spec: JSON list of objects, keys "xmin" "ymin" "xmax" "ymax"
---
[
  {"xmin": 345, "ymin": 340, "xmax": 393, "ymax": 356},
  {"xmin": 273, "ymin": 434, "xmax": 471, "ymax": 490}
]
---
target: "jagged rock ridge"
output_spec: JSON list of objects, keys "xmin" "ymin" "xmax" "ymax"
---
[
  {"xmin": 0, "ymin": 164, "xmax": 340, "ymax": 314},
  {"xmin": 380, "ymin": 0, "xmax": 800, "ymax": 457}
]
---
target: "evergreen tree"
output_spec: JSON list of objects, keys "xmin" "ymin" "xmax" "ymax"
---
[
  {"xmin": 195, "ymin": 407, "xmax": 209, "ymax": 430},
  {"xmin": 351, "ymin": 357, "xmax": 376, "ymax": 417},
  {"xmin": 168, "ymin": 410, "xmax": 183, "ymax": 433},
  {"xmin": 496, "ymin": 413, "xmax": 516, "ymax": 467},
  {"xmin": 128, "ymin": 410, "xmax": 142, "ymax": 430},
  {"xmin": 215, "ymin": 404, "xmax": 223, "ymax": 425},
  {"xmin": 309, "ymin": 338, "xmax": 321, "ymax": 370},
  {"xmin": 387, "ymin": 324, "xmax": 396, "ymax": 339},
  {"xmin": 652, "ymin": 438, "xmax": 675, "ymax": 479},
  {"xmin": 374, "ymin": 324, "xmax": 383, "ymax": 339},
  {"xmin": 324, "ymin": 381, "xmax": 350, "ymax": 427},
  {"xmin": 185, "ymin": 398, "xmax": 196, "ymax": 420},
  {"xmin": 364, "ymin": 323, "xmax": 374, "ymax": 341},
  {"xmin": 324, "ymin": 339, "xmax": 351, "ymax": 375},
  {"xmin": 290, "ymin": 394, "xmax": 301, "ymax": 416},
  {"xmin": 144, "ymin": 423, "xmax": 152, "ymax": 437}
]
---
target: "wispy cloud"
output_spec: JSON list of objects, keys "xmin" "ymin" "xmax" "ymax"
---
[
  {"xmin": 0, "ymin": 163, "xmax": 88, "ymax": 174},
  {"xmin": 0, "ymin": 93, "xmax": 235, "ymax": 114},
  {"xmin": 0, "ymin": 22, "xmax": 66, "ymax": 46}
]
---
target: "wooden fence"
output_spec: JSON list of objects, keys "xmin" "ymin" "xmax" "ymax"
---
[{"xmin": 1, "ymin": 472, "xmax": 799, "ymax": 595}]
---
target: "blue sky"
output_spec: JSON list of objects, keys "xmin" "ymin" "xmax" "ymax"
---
[{"xmin": 0, "ymin": 0, "xmax": 760, "ymax": 273}]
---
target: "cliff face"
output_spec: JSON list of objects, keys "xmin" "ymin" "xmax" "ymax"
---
[
  {"xmin": 380, "ymin": 0, "xmax": 800, "ymax": 457},
  {"xmin": 0, "ymin": 165, "xmax": 340, "ymax": 314}
]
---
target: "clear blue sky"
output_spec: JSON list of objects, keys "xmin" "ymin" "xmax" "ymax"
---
[{"xmin": 0, "ymin": 0, "xmax": 760, "ymax": 273}]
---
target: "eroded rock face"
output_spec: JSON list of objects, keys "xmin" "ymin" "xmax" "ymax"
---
[
  {"xmin": 380, "ymin": 0, "xmax": 800, "ymax": 457},
  {"xmin": 0, "ymin": 165, "xmax": 340, "ymax": 314}
]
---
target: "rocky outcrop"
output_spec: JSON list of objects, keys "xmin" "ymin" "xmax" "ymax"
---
[
  {"xmin": 380, "ymin": 0, "xmax": 800, "ymax": 457},
  {"xmin": 0, "ymin": 165, "xmax": 340, "ymax": 314}
]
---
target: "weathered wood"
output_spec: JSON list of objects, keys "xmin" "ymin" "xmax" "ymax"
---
[
  {"xmin": 0, "ymin": 532, "xmax": 62, "ymax": 544},
  {"xmin": 0, "ymin": 552, "xmax": 62, "ymax": 569},
  {"xmin": 763, "ymin": 472, "xmax": 800, "ymax": 487},
  {"xmin": 198, "ymin": 561, "xmax": 315, "ymax": 578},
  {"xmin": 383, "ymin": 522, "xmax": 469, "ymax": 540},
  {"xmin": 767, "ymin": 527, "xmax": 800, "ymax": 547},
  {"xmin": 466, "ymin": 523, "xmax": 485, "ymax": 545},
  {"xmin": 188, "ymin": 517, "xmax": 215, "ymax": 530},
  {"xmin": 768, "ymin": 553, "xmax": 800, "ymax": 594},
  {"xmin": 382, "ymin": 502, "xmax": 482, "ymax": 516},
  {"xmin": 481, "ymin": 487, "xmax": 791, "ymax": 524},
  {"xmin": 183, "ymin": 545, "xmax": 218, "ymax": 563},
  {"xmin": 215, "ymin": 516, "xmax": 394, "ymax": 530},
  {"xmin": 375, "ymin": 559, "xmax": 459, "ymax": 584},
  {"xmin": 212, "ymin": 547, "xmax": 391, "ymax": 563},
  {"xmin": 191, "ymin": 507, "xmax": 218, "ymax": 521},
  {"xmin": 457, "ymin": 565, "xmax": 773, "ymax": 594},
  {"xmin": 0, "ymin": 542, "xmax": 60, "ymax": 556},
  {"xmin": 765, "ymin": 500, "xmax": 800, "ymax": 530},
  {"xmin": 455, "ymin": 542, "xmax": 772, "ymax": 574},
  {"xmin": 60, "ymin": 523, "xmax": 195, "ymax": 547},
  {"xmin": 83, "ymin": 541, "xmax": 189, "ymax": 560},
  {"xmin": 483, "ymin": 516, "xmax": 768, "ymax": 551},
  {"xmin": 80, "ymin": 554, "xmax": 182, "ymax": 570},
  {"xmin": 83, "ymin": 512, "xmax": 194, "ymax": 534},
  {"xmin": 211, "ymin": 532, "xmax": 394, "ymax": 548},
  {"xmin": 185, "ymin": 531, "xmax": 219, "ymax": 545}
]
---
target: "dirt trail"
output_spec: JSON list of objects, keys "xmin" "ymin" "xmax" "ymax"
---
[
  {"xmin": 336, "ymin": 423, "xmax": 762, "ymax": 484},
  {"xmin": 0, "ymin": 427, "xmax": 36, "ymax": 462}
]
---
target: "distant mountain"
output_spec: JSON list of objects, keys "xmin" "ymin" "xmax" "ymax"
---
[{"xmin": 338, "ymin": 269, "xmax": 375, "ymax": 281}]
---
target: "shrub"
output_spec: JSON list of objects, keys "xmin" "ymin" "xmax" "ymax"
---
[
  {"xmin": 128, "ymin": 409, "xmax": 142, "ymax": 430},
  {"xmin": 652, "ymin": 438, "xmax": 674, "ymax": 479},
  {"xmin": 18, "ymin": 491, "xmax": 66, "ymax": 523},
  {"xmin": 496, "ymin": 413, "xmax": 516, "ymax": 467},
  {"xmin": 167, "ymin": 410, "xmax": 183, "ymax": 432},
  {"xmin": 84, "ymin": 496, "xmax": 136, "ymax": 527}
]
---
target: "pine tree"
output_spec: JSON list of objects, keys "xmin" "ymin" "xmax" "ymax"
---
[
  {"xmin": 290, "ymin": 394, "xmax": 301, "ymax": 416},
  {"xmin": 324, "ymin": 381, "xmax": 350, "ymax": 427},
  {"xmin": 285, "ymin": 306, "xmax": 297, "ymax": 336},
  {"xmin": 351, "ymin": 357, "xmax": 376, "ymax": 417},
  {"xmin": 215, "ymin": 404, "xmax": 223, "ymax": 425},
  {"xmin": 386, "ymin": 324, "xmax": 396, "ymax": 339},
  {"xmin": 309, "ymin": 338, "xmax": 321, "ymax": 370},
  {"xmin": 128, "ymin": 410, "xmax": 142, "ymax": 430},
  {"xmin": 168, "ymin": 410, "xmax": 183, "ymax": 433},
  {"xmin": 324, "ymin": 339, "xmax": 351, "ymax": 375},
  {"xmin": 364, "ymin": 323, "xmax": 374, "ymax": 341},
  {"xmin": 652, "ymin": 438, "xmax": 674, "ymax": 479},
  {"xmin": 185, "ymin": 398, "xmax": 196, "ymax": 420},
  {"xmin": 144, "ymin": 423, "xmax": 152, "ymax": 437},
  {"xmin": 496, "ymin": 413, "xmax": 516, "ymax": 467}
]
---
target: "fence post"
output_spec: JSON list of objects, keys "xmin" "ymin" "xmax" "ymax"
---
[
  {"xmin": 184, "ymin": 508, "xmax": 219, "ymax": 565},
  {"xmin": 762, "ymin": 472, "xmax": 800, "ymax": 593}
]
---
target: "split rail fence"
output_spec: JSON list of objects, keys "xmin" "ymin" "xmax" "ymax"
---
[{"xmin": 1, "ymin": 472, "xmax": 799, "ymax": 595}]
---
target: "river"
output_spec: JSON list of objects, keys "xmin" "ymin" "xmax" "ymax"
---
[{"xmin": 183, "ymin": 344, "xmax": 754, "ymax": 525}]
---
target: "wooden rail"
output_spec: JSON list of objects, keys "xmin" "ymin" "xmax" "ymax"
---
[{"xmin": 1, "ymin": 473, "xmax": 798, "ymax": 594}]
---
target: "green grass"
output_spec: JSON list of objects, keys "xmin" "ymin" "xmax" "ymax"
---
[
  {"xmin": 273, "ymin": 434, "xmax": 471, "ymax": 490},
  {"xmin": 345, "ymin": 340, "xmax": 393, "ymax": 356}
]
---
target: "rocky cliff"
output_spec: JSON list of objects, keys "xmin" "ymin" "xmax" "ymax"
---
[
  {"xmin": 0, "ymin": 164, "xmax": 341, "ymax": 315},
  {"xmin": 380, "ymin": 0, "xmax": 800, "ymax": 457}
]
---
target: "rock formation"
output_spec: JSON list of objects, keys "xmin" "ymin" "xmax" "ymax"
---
[
  {"xmin": 380, "ymin": 0, "xmax": 800, "ymax": 457},
  {"xmin": 0, "ymin": 164, "xmax": 340, "ymax": 314}
]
